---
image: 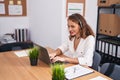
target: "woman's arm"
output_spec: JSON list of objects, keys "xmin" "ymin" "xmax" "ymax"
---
[
  {"xmin": 54, "ymin": 48, "xmax": 63, "ymax": 56},
  {"xmin": 64, "ymin": 57, "xmax": 79, "ymax": 64},
  {"xmin": 50, "ymin": 39, "xmax": 69, "ymax": 59},
  {"xmin": 52, "ymin": 56, "xmax": 79, "ymax": 64}
]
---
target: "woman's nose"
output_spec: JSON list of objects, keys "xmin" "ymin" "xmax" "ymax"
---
[{"xmin": 68, "ymin": 27, "xmax": 72, "ymax": 31}]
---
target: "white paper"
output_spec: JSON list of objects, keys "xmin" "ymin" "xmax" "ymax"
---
[
  {"xmin": 8, "ymin": 5, "xmax": 22, "ymax": 15},
  {"xmin": 89, "ymin": 76, "xmax": 108, "ymax": 80},
  {"xmin": 68, "ymin": 3, "xmax": 83, "ymax": 16},
  {"xmin": 14, "ymin": 50, "xmax": 29, "ymax": 57},
  {"xmin": 0, "ymin": 3, "xmax": 5, "ymax": 14},
  {"xmin": 65, "ymin": 65, "xmax": 94, "ymax": 79},
  {"xmin": 0, "ymin": 0, "xmax": 4, "ymax": 1}
]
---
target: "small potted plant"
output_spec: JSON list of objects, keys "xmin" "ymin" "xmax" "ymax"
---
[
  {"xmin": 29, "ymin": 47, "xmax": 39, "ymax": 66},
  {"xmin": 51, "ymin": 63, "xmax": 65, "ymax": 80}
]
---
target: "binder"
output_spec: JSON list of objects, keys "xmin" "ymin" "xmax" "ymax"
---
[
  {"xmin": 109, "ymin": 44, "xmax": 113, "ymax": 56},
  {"xmin": 112, "ymin": 45, "xmax": 116, "ymax": 57},
  {"xmin": 105, "ymin": 42, "xmax": 109, "ymax": 54},
  {"xmin": 101, "ymin": 41, "xmax": 105, "ymax": 53},
  {"xmin": 98, "ymin": 40, "xmax": 102, "ymax": 52},
  {"xmin": 117, "ymin": 46, "xmax": 120, "ymax": 58},
  {"xmin": 15, "ymin": 28, "xmax": 29, "ymax": 42}
]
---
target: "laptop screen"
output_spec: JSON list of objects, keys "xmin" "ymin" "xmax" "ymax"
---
[{"xmin": 38, "ymin": 46, "xmax": 51, "ymax": 65}]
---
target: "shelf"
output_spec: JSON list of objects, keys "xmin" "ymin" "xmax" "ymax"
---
[
  {"xmin": 97, "ymin": 34, "xmax": 120, "ymax": 46},
  {"xmin": 97, "ymin": 33, "xmax": 120, "ymax": 38},
  {"xmin": 96, "ymin": 4, "xmax": 120, "ymax": 65},
  {"xmin": 99, "ymin": 4, "xmax": 120, "ymax": 8},
  {"xmin": 98, "ymin": 37, "xmax": 120, "ymax": 46}
]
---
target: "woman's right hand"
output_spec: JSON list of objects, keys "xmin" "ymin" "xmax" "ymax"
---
[
  {"xmin": 49, "ymin": 48, "xmax": 62, "ymax": 62},
  {"xmin": 49, "ymin": 52, "xmax": 56, "ymax": 60}
]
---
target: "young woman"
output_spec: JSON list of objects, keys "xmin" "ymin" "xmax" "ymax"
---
[{"xmin": 50, "ymin": 13, "xmax": 95, "ymax": 66}]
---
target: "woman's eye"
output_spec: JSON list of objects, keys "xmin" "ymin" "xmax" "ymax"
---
[
  {"xmin": 68, "ymin": 25, "xmax": 75, "ymax": 28},
  {"xmin": 68, "ymin": 25, "xmax": 70, "ymax": 28},
  {"xmin": 71, "ymin": 25, "xmax": 75, "ymax": 28}
]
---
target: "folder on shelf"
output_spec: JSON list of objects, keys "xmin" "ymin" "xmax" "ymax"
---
[
  {"xmin": 105, "ymin": 43, "xmax": 109, "ymax": 54},
  {"xmin": 98, "ymin": 40, "xmax": 101, "ymax": 52},
  {"xmin": 101, "ymin": 41, "xmax": 105, "ymax": 53},
  {"xmin": 117, "ymin": 46, "xmax": 120, "ymax": 58},
  {"xmin": 109, "ymin": 44, "xmax": 113, "ymax": 56},
  {"xmin": 112, "ymin": 45, "xmax": 116, "ymax": 57},
  {"xmin": 64, "ymin": 64, "xmax": 94, "ymax": 80}
]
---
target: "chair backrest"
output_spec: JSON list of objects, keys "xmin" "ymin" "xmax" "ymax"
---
[
  {"xmin": 100, "ymin": 63, "xmax": 120, "ymax": 80},
  {"xmin": 91, "ymin": 51, "xmax": 101, "ymax": 71}
]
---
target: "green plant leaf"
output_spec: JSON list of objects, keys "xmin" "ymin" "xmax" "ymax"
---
[
  {"xmin": 29, "ymin": 47, "xmax": 39, "ymax": 59},
  {"xmin": 51, "ymin": 63, "xmax": 65, "ymax": 80}
]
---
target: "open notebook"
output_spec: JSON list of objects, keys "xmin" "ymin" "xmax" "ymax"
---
[{"xmin": 64, "ymin": 64, "xmax": 94, "ymax": 80}]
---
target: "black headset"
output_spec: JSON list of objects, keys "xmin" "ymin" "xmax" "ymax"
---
[{"xmin": 72, "ymin": 14, "xmax": 83, "ymax": 28}]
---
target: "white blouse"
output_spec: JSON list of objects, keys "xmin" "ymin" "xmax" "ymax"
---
[{"xmin": 58, "ymin": 35, "xmax": 95, "ymax": 66}]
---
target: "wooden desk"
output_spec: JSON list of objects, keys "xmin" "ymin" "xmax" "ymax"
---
[{"xmin": 0, "ymin": 49, "xmax": 112, "ymax": 80}]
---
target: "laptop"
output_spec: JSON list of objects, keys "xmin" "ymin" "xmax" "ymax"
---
[
  {"xmin": 38, "ymin": 46, "xmax": 51, "ymax": 65},
  {"xmin": 38, "ymin": 46, "xmax": 65, "ymax": 65}
]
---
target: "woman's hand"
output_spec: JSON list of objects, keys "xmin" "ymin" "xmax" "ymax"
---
[
  {"xmin": 52, "ymin": 56, "xmax": 65, "ymax": 63},
  {"xmin": 49, "ymin": 48, "xmax": 62, "ymax": 60},
  {"xmin": 49, "ymin": 52, "xmax": 56, "ymax": 60}
]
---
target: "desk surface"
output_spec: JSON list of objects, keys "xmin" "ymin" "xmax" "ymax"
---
[{"xmin": 0, "ymin": 48, "xmax": 112, "ymax": 80}]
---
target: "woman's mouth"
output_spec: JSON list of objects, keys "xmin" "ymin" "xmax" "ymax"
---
[{"xmin": 70, "ymin": 31, "xmax": 74, "ymax": 35}]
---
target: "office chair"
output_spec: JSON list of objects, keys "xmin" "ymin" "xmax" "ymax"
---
[
  {"xmin": 100, "ymin": 63, "xmax": 120, "ymax": 80},
  {"xmin": 91, "ymin": 51, "xmax": 101, "ymax": 71}
]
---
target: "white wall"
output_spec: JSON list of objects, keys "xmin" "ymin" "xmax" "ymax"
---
[
  {"xmin": 85, "ymin": 0, "xmax": 98, "ymax": 34},
  {"xmin": 0, "ymin": 0, "xmax": 29, "ymax": 37},
  {"xmin": 29, "ymin": 0, "xmax": 63, "ymax": 49},
  {"xmin": 0, "ymin": 17, "xmax": 29, "ymax": 36}
]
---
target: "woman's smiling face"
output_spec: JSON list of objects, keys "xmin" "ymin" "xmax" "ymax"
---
[{"xmin": 68, "ymin": 20, "xmax": 80, "ymax": 37}]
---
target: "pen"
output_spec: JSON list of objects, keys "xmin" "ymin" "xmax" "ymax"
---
[{"xmin": 74, "ymin": 67, "xmax": 76, "ymax": 73}]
